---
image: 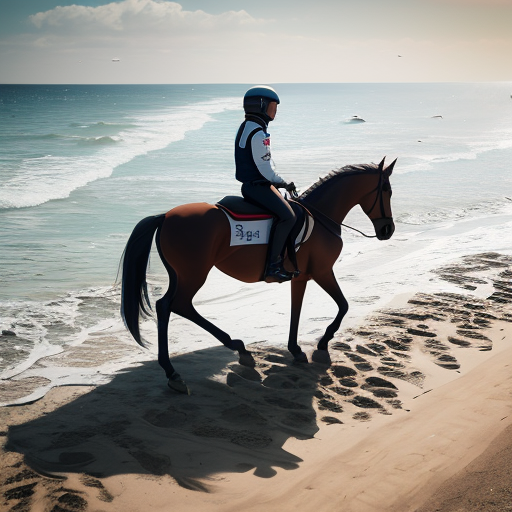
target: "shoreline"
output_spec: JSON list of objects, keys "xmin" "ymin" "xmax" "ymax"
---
[{"xmin": 1, "ymin": 252, "xmax": 511, "ymax": 511}]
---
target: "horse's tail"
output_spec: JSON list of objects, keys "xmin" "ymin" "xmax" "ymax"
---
[{"xmin": 120, "ymin": 214, "xmax": 166, "ymax": 347}]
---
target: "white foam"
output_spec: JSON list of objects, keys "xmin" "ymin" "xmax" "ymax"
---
[
  {"xmin": 0, "ymin": 97, "xmax": 239, "ymax": 209},
  {"xmin": 2, "ymin": 209, "xmax": 512, "ymax": 406}
]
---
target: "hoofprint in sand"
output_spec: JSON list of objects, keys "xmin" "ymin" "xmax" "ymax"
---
[{"xmin": 0, "ymin": 253, "xmax": 511, "ymax": 512}]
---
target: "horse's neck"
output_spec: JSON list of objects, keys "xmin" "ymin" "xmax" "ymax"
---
[{"xmin": 307, "ymin": 173, "xmax": 377, "ymax": 224}]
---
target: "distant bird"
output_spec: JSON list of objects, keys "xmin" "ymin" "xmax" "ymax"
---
[
  {"xmin": 431, "ymin": 115, "xmax": 443, "ymax": 119},
  {"xmin": 112, "ymin": 58, "xmax": 120, "ymax": 62}
]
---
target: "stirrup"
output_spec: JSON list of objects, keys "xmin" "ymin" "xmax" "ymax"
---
[{"xmin": 265, "ymin": 261, "xmax": 294, "ymax": 283}]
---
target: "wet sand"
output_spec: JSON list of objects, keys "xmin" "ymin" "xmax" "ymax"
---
[{"xmin": 0, "ymin": 252, "xmax": 511, "ymax": 512}]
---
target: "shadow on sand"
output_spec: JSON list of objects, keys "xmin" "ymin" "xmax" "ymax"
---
[
  {"xmin": 5, "ymin": 345, "xmax": 329, "ymax": 493},
  {"xmin": 5, "ymin": 252, "xmax": 511, "ymax": 504}
]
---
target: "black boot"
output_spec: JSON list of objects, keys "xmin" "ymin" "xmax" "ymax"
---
[{"xmin": 265, "ymin": 259, "xmax": 294, "ymax": 283}]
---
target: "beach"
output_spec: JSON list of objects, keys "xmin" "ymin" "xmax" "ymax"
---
[
  {"xmin": 1, "ymin": 82, "xmax": 512, "ymax": 511},
  {"xmin": 1, "ymin": 252, "xmax": 510, "ymax": 512}
]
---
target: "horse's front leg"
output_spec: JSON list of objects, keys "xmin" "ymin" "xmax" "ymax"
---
[
  {"xmin": 288, "ymin": 278, "xmax": 309, "ymax": 363},
  {"xmin": 311, "ymin": 270, "xmax": 348, "ymax": 365}
]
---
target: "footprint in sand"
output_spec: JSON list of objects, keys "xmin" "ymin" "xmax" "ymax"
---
[
  {"xmin": 221, "ymin": 404, "xmax": 268, "ymax": 426},
  {"xmin": 350, "ymin": 395, "xmax": 382, "ymax": 409},
  {"xmin": 80, "ymin": 475, "xmax": 114, "ymax": 503},
  {"xmin": 331, "ymin": 365, "xmax": 357, "ymax": 379},
  {"xmin": 53, "ymin": 492, "xmax": 88, "ymax": 511},
  {"xmin": 129, "ymin": 449, "xmax": 171, "ymax": 475},
  {"xmin": 321, "ymin": 416, "xmax": 343, "ymax": 425},
  {"xmin": 192, "ymin": 424, "xmax": 273, "ymax": 448},
  {"xmin": 143, "ymin": 407, "xmax": 188, "ymax": 428}
]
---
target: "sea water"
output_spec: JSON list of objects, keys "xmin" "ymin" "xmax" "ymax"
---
[{"xmin": 1, "ymin": 83, "xmax": 512, "ymax": 404}]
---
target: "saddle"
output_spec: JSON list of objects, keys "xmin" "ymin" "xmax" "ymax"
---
[{"xmin": 216, "ymin": 195, "xmax": 314, "ymax": 275}]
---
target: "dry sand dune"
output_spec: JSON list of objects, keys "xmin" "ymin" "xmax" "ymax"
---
[{"xmin": 0, "ymin": 252, "xmax": 511, "ymax": 511}]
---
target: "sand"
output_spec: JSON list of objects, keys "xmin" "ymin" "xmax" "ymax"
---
[{"xmin": 0, "ymin": 252, "xmax": 511, "ymax": 512}]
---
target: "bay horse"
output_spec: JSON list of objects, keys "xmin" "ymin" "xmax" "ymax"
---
[{"xmin": 121, "ymin": 157, "xmax": 396, "ymax": 392}]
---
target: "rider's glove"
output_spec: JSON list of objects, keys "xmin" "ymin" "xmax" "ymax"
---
[{"xmin": 285, "ymin": 182, "xmax": 297, "ymax": 194}]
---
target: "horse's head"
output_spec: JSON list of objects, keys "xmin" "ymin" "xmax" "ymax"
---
[{"xmin": 360, "ymin": 157, "xmax": 396, "ymax": 240}]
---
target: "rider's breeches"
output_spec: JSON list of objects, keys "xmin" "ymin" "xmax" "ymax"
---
[{"xmin": 241, "ymin": 181, "xmax": 296, "ymax": 262}]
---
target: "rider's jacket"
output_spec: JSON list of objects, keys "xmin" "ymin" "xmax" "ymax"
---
[{"xmin": 235, "ymin": 116, "xmax": 287, "ymax": 186}]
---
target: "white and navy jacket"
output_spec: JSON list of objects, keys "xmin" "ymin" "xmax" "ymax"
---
[{"xmin": 234, "ymin": 117, "xmax": 287, "ymax": 186}]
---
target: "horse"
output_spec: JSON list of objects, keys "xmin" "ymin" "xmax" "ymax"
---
[{"xmin": 120, "ymin": 157, "xmax": 396, "ymax": 393}]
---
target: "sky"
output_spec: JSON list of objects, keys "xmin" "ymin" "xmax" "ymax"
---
[{"xmin": 1, "ymin": 0, "xmax": 512, "ymax": 84}]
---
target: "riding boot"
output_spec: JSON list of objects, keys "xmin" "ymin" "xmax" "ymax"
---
[{"xmin": 265, "ymin": 258, "xmax": 295, "ymax": 283}]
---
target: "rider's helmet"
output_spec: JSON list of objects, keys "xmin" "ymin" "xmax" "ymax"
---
[{"xmin": 243, "ymin": 85, "xmax": 280, "ymax": 122}]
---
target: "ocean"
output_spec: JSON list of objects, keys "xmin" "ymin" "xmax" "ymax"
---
[{"xmin": 1, "ymin": 83, "xmax": 512, "ymax": 405}]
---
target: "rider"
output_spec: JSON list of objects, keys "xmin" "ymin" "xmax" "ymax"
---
[{"xmin": 235, "ymin": 85, "xmax": 297, "ymax": 283}]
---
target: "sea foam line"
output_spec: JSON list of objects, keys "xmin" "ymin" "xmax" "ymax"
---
[{"xmin": 0, "ymin": 97, "xmax": 239, "ymax": 209}]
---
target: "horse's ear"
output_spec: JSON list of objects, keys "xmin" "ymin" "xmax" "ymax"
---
[
  {"xmin": 385, "ymin": 158, "xmax": 397, "ymax": 176},
  {"xmin": 378, "ymin": 156, "xmax": 386, "ymax": 171}
]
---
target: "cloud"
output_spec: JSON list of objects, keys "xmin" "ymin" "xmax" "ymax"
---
[{"xmin": 29, "ymin": 0, "xmax": 265, "ymax": 36}]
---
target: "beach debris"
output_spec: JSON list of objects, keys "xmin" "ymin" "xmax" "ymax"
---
[{"xmin": 348, "ymin": 115, "xmax": 365, "ymax": 123}]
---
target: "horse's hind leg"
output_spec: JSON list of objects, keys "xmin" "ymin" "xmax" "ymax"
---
[
  {"xmin": 156, "ymin": 292, "xmax": 175, "ymax": 377},
  {"xmin": 155, "ymin": 267, "xmax": 189, "ymax": 393}
]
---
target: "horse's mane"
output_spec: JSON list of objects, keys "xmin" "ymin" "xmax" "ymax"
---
[{"xmin": 298, "ymin": 162, "xmax": 380, "ymax": 201}]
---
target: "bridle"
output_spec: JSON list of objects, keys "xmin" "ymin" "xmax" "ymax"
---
[
  {"xmin": 309, "ymin": 171, "xmax": 392, "ymax": 239},
  {"xmin": 364, "ymin": 170, "xmax": 389, "ymax": 219},
  {"xmin": 351, "ymin": 171, "xmax": 394, "ymax": 239},
  {"xmin": 297, "ymin": 170, "xmax": 394, "ymax": 240}
]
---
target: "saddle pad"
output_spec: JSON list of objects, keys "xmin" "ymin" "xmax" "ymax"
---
[
  {"xmin": 219, "ymin": 206, "xmax": 314, "ymax": 248},
  {"xmin": 223, "ymin": 215, "xmax": 273, "ymax": 246}
]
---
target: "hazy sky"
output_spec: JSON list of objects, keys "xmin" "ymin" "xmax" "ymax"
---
[{"xmin": 1, "ymin": 0, "xmax": 512, "ymax": 83}]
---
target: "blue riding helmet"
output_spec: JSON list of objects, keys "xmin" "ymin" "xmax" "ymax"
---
[{"xmin": 243, "ymin": 85, "xmax": 280, "ymax": 119}]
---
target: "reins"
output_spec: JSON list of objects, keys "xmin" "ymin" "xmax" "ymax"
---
[
  {"xmin": 341, "ymin": 222, "xmax": 377, "ymax": 238},
  {"xmin": 297, "ymin": 171, "xmax": 389, "ymax": 240},
  {"xmin": 298, "ymin": 198, "xmax": 378, "ymax": 239},
  {"xmin": 294, "ymin": 200, "xmax": 342, "ymax": 239}
]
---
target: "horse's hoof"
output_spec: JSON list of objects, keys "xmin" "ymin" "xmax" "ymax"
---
[
  {"xmin": 167, "ymin": 373, "xmax": 190, "ymax": 394},
  {"xmin": 292, "ymin": 351, "xmax": 309, "ymax": 364},
  {"xmin": 239, "ymin": 351, "xmax": 256, "ymax": 368},
  {"xmin": 312, "ymin": 349, "xmax": 331, "ymax": 366}
]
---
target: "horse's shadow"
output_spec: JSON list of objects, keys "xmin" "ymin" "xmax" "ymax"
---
[{"xmin": 5, "ymin": 345, "xmax": 328, "ymax": 492}]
